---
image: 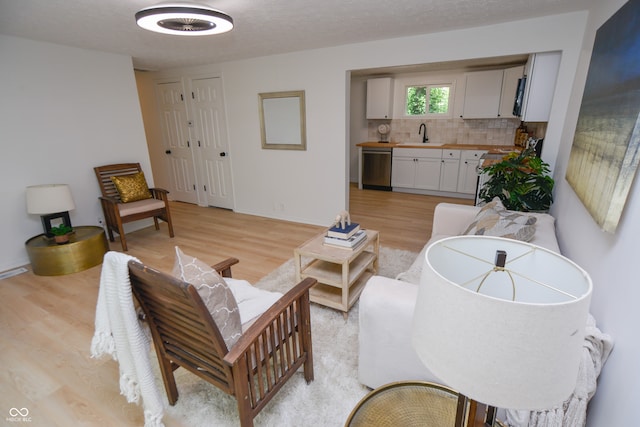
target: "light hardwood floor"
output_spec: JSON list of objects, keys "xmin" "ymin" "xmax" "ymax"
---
[{"xmin": 0, "ymin": 186, "xmax": 471, "ymax": 426}]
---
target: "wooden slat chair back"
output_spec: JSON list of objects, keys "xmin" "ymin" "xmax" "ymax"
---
[
  {"xmin": 93, "ymin": 163, "xmax": 174, "ymax": 251},
  {"xmin": 128, "ymin": 258, "xmax": 315, "ymax": 427},
  {"xmin": 96, "ymin": 163, "xmax": 141, "ymax": 202}
]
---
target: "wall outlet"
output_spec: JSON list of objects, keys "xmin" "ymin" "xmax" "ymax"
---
[{"xmin": 274, "ymin": 202, "xmax": 285, "ymax": 212}]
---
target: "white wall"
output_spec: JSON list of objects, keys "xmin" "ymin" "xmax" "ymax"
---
[
  {"xmin": 349, "ymin": 76, "xmax": 369, "ymax": 183},
  {"xmin": 0, "ymin": 35, "xmax": 153, "ymax": 271},
  {"xmin": 549, "ymin": 0, "xmax": 635, "ymax": 425},
  {"xmin": 222, "ymin": 53, "xmax": 350, "ymax": 224}
]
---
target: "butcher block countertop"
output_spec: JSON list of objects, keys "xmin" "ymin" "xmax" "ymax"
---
[{"xmin": 356, "ymin": 141, "xmax": 521, "ymax": 153}]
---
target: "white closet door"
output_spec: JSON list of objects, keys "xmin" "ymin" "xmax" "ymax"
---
[
  {"xmin": 190, "ymin": 77, "xmax": 234, "ymax": 209},
  {"xmin": 156, "ymin": 80, "xmax": 198, "ymax": 204}
]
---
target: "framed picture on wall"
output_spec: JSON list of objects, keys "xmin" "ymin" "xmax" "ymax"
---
[
  {"xmin": 258, "ymin": 91, "xmax": 307, "ymax": 150},
  {"xmin": 566, "ymin": 0, "xmax": 640, "ymax": 233}
]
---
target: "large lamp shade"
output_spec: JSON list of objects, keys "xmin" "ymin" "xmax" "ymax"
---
[
  {"xmin": 26, "ymin": 184, "xmax": 76, "ymax": 236},
  {"xmin": 411, "ymin": 235, "xmax": 592, "ymax": 410},
  {"xmin": 26, "ymin": 184, "xmax": 75, "ymax": 214}
]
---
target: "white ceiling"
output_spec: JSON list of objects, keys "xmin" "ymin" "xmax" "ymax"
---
[{"xmin": 0, "ymin": 0, "xmax": 590, "ymax": 71}]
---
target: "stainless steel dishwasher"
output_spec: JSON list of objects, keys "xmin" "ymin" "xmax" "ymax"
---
[{"xmin": 362, "ymin": 147, "xmax": 392, "ymax": 191}]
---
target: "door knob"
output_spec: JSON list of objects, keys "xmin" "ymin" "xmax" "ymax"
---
[
  {"xmin": 220, "ymin": 152, "xmax": 227, "ymax": 157},
  {"xmin": 165, "ymin": 150, "xmax": 172, "ymax": 154}
]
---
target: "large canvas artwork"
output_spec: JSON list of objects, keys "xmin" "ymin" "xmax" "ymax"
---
[{"xmin": 566, "ymin": 0, "xmax": 640, "ymax": 233}]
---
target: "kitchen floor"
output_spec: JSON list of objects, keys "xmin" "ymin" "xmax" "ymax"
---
[{"xmin": 348, "ymin": 183, "xmax": 474, "ymax": 252}]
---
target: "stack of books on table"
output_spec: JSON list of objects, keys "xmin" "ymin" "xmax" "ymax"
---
[{"xmin": 324, "ymin": 223, "xmax": 366, "ymax": 250}]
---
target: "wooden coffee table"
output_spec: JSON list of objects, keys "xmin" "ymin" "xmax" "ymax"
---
[{"xmin": 294, "ymin": 229, "xmax": 379, "ymax": 317}]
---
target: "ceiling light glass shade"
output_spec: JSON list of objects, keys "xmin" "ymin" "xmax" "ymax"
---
[
  {"xmin": 411, "ymin": 235, "xmax": 592, "ymax": 410},
  {"xmin": 26, "ymin": 184, "xmax": 76, "ymax": 214},
  {"xmin": 135, "ymin": 3, "xmax": 234, "ymax": 36}
]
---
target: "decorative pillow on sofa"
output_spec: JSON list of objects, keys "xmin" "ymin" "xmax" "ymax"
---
[
  {"xmin": 172, "ymin": 246, "xmax": 242, "ymax": 349},
  {"xmin": 463, "ymin": 198, "xmax": 537, "ymax": 242},
  {"xmin": 110, "ymin": 172, "xmax": 152, "ymax": 203}
]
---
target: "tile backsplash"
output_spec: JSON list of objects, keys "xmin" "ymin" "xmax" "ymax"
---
[{"xmin": 368, "ymin": 118, "xmax": 546, "ymax": 146}]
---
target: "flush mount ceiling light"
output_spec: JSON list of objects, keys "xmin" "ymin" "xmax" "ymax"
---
[{"xmin": 135, "ymin": 3, "xmax": 234, "ymax": 36}]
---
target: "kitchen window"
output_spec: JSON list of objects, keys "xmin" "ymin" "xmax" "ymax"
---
[{"xmin": 406, "ymin": 84, "xmax": 451, "ymax": 117}]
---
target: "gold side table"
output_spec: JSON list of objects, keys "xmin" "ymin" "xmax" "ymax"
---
[
  {"xmin": 25, "ymin": 226, "xmax": 109, "ymax": 276},
  {"xmin": 345, "ymin": 381, "xmax": 463, "ymax": 427}
]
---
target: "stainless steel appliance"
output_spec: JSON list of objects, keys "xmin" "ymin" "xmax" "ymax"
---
[
  {"xmin": 362, "ymin": 147, "xmax": 392, "ymax": 191},
  {"xmin": 513, "ymin": 76, "xmax": 527, "ymax": 117}
]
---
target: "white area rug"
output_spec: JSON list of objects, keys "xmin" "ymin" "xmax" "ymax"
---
[{"xmin": 163, "ymin": 246, "xmax": 418, "ymax": 427}]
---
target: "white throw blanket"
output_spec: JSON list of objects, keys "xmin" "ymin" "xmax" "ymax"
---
[
  {"xmin": 90, "ymin": 251, "xmax": 165, "ymax": 427},
  {"xmin": 505, "ymin": 314, "xmax": 613, "ymax": 427}
]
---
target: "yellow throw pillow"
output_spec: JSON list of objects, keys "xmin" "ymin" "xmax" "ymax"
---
[{"xmin": 110, "ymin": 172, "xmax": 152, "ymax": 203}]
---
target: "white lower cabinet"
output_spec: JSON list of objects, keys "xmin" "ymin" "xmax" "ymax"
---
[
  {"xmin": 414, "ymin": 158, "xmax": 442, "ymax": 190},
  {"xmin": 393, "ymin": 148, "xmax": 487, "ymax": 197},
  {"xmin": 391, "ymin": 157, "xmax": 419, "ymax": 188},
  {"xmin": 457, "ymin": 150, "xmax": 487, "ymax": 194},
  {"xmin": 440, "ymin": 150, "xmax": 461, "ymax": 192},
  {"xmin": 392, "ymin": 149, "xmax": 442, "ymax": 190}
]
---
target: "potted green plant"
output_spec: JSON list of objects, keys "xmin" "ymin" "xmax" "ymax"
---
[
  {"xmin": 478, "ymin": 147, "xmax": 554, "ymax": 212},
  {"xmin": 50, "ymin": 224, "xmax": 73, "ymax": 244}
]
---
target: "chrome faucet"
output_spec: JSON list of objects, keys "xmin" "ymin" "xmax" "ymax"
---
[{"xmin": 419, "ymin": 123, "xmax": 429, "ymax": 143}]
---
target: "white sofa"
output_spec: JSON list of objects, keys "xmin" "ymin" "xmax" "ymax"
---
[{"xmin": 358, "ymin": 202, "xmax": 560, "ymax": 389}]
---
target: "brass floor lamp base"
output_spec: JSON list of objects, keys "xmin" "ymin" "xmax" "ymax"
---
[
  {"xmin": 345, "ymin": 381, "xmax": 505, "ymax": 427},
  {"xmin": 464, "ymin": 398, "xmax": 500, "ymax": 427},
  {"xmin": 344, "ymin": 381, "xmax": 502, "ymax": 427}
]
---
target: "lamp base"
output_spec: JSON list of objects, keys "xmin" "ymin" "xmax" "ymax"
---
[
  {"xmin": 41, "ymin": 211, "xmax": 72, "ymax": 237},
  {"xmin": 459, "ymin": 398, "xmax": 499, "ymax": 427},
  {"xmin": 485, "ymin": 405, "xmax": 497, "ymax": 426}
]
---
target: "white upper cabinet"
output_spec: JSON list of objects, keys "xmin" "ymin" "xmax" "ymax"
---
[
  {"xmin": 460, "ymin": 69, "xmax": 503, "ymax": 119},
  {"xmin": 366, "ymin": 77, "xmax": 394, "ymax": 119},
  {"xmin": 499, "ymin": 66, "xmax": 525, "ymax": 118},
  {"xmin": 521, "ymin": 52, "xmax": 561, "ymax": 122}
]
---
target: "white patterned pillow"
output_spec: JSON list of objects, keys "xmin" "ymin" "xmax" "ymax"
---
[
  {"xmin": 463, "ymin": 198, "xmax": 537, "ymax": 242},
  {"xmin": 172, "ymin": 247, "xmax": 242, "ymax": 349}
]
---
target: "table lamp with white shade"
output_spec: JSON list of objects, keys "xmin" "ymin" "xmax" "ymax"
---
[
  {"xmin": 411, "ymin": 235, "xmax": 592, "ymax": 426},
  {"xmin": 26, "ymin": 184, "xmax": 76, "ymax": 237}
]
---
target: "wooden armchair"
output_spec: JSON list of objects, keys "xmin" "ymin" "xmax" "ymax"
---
[
  {"xmin": 128, "ymin": 257, "xmax": 316, "ymax": 427},
  {"xmin": 94, "ymin": 163, "xmax": 174, "ymax": 251}
]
